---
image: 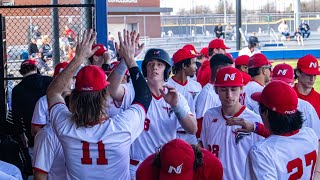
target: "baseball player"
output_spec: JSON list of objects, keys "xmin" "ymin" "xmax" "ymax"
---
[
  {"xmin": 195, "ymin": 54, "xmax": 233, "ymax": 138},
  {"xmin": 166, "ymin": 48, "xmax": 202, "ymax": 144},
  {"xmin": 238, "ymin": 36, "xmax": 261, "ymax": 57},
  {"xmin": 200, "ymin": 66, "xmax": 264, "ymax": 180},
  {"xmin": 107, "ymin": 47, "xmax": 196, "ymax": 177},
  {"xmin": 47, "ymin": 29, "xmax": 152, "ymax": 179},
  {"xmin": 31, "ymin": 62, "xmax": 70, "ymax": 136},
  {"xmin": 243, "ymin": 53, "xmax": 272, "ymax": 113},
  {"xmin": 136, "ymin": 139, "xmax": 223, "ymax": 180},
  {"xmin": 197, "ymin": 39, "xmax": 230, "ymax": 87},
  {"xmin": 294, "ymin": 54, "xmax": 320, "ymax": 118},
  {"xmin": 234, "ymin": 55, "xmax": 251, "ymax": 104},
  {"xmin": 227, "ymin": 63, "xmax": 320, "ymax": 138},
  {"xmin": 245, "ymin": 80, "xmax": 318, "ymax": 179}
]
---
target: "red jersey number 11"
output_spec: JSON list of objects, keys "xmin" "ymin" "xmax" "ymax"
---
[{"xmin": 81, "ymin": 141, "xmax": 108, "ymax": 165}]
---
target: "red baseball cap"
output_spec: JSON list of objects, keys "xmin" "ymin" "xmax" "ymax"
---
[
  {"xmin": 159, "ymin": 139, "xmax": 194, "ymax": 180},
  {"xmin": 248, "ymin": 53, "xmax": 272, "ymax": 68},
  {"xmin": 226, "ymin": 53, "xmax": 234, "ymax": 62},
  {"xmin": 92, "ymin": 44, "xmax": 108, "ymax": 57},
  {"xmin": 214, "ymin": 66, "xmax": 244, "ymax": 87},
  {"xmin": 75, "ymin": 65, "xmax": 110, "ymax": 92},
  {"xmin": 251, "ymin": 80, "xmax": 298, "ymax": 114},
  {"xmin": 208, "ymin": 39, "xmax": 230, "ymax": 49},
  {"xmin": 183, "ymin": 44, "xmax": 200, "ymax": 55},
  {"xmin": 200, "ymin": 47, "xmax": 209, "ymax": 58},
  {"xmin": 272, "ymin": 63, "xmax": 294, "ymax": 83},
  {"xmin": 297, "ymin": 54, "xmax": 320, "ymax": 75},
  {"xmin": 21, "ymin": 59, "xmax": 36, "ymax": 66},
  {"xmin": 53, "ymin": 62, "xmax": 68, "ymax": 77},
  {"xmin": 235, "ymin": 55, "xmax": 250, "ymax": 66},
  {"xmin": 241, "ymin": 71, "xmax": 251, "ymax": 85},
  {"xmin": 172, "ymin": 48, "xmax": 198, "ymax": 65}
]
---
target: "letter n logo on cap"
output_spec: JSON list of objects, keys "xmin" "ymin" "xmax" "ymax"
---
[
  {"xmin": 277, "ymin": 69, "xmax": 287, "ymax": 75},
  {"xmin": 224, "ymin": 73, "xmax": 236, "ymax": 81},
  {"xmin": 309, "ymin": 62, "xmax": 318, "ymax": 68},
  {"xmin": 168, "ymin": 163, "xmax": 183, "ymax": 174}
]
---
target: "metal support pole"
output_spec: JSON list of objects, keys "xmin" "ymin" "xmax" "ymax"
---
[
  {"xmin": 223, "ymin": 0, "xmax": 227, "ymax": 24},
  {"xmin": 0, "ymin": 15, "xmax": 6, "ymax": 122},
  {"xmin": 236, "ymin": 0, "xmax": 241, "ymax": 50},
  {"xmin": 52, "ymin": 0, "xmax": 60, "ymax": 67},
  {"xmin": 293, "ymin": 0, "xmax": 301, "ymax": 30},
  {"xmin": 95, "ymin": 0, "xmax": 107, "ymax": 46},
  {"xmin": 83, "ymin": 0, "xmax": 93, "ymax": 29}
]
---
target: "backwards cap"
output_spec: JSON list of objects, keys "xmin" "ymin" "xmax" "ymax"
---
[{"xmin": 92, "ymin": 44, "xmax": 108, "ymax": 57}]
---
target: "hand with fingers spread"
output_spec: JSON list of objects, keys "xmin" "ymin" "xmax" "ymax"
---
[
  {"xmin": 160, "ymin": 85, "xmax": 178, "ymax": 107},
  {"xmin": 134, "ymin": 33, "xmax": 145, "ymax": 58},
  {"xmin": 118, "ymin": 29, "xmax": 138, "ymax": 68},
  {"xmin": 226, "ymin": 117, "xmax": 254, "ymax": 133},
  {"xmin": 74, "ymin": 29, "xmax": 99, "ymax": 61}
]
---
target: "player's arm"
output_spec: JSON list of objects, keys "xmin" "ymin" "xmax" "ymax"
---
[
  {"xmin": 34, "ymin": 170, "xmax": 47, "ymax": 180},
  {"xmin": 161, "ymin": 87, "xmax": 197, "ymax": 134},
  {"xmin": 107, "ymin": 32, "xmax": 144, "ymax": 102},
  {"xmin": 47, "ymin": 29, "xmax": 99, "ymax": 109},
  {"xmin": 118, "ymin": 29, "xmax": 152, "ymax": 112},
  {"xmin": 31, "ymin": 97, "xmax": 47, "ymax": 136},
  {"xmin": 226, "ymin": 118, "xmax": 271, "ymax": 138}
]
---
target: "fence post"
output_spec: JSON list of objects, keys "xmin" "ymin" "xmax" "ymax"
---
[
  {"xmin": 0, "ymin": 14, "xmax": 6, "ymax": 122},
  {"xmin": 95, "ymin": 0, "xmax": 107, "ymax": 46},
  {"xmin": 51, "ymin": 0, "xmax": 60, "ymax": 67}
]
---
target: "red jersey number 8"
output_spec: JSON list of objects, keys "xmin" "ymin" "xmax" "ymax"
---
[{"xmin": 144, "ymin": 119, "xmax": 150, "ymax": 131}]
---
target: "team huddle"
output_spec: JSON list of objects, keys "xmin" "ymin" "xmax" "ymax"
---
[{"xmin": 19, "ymin": 29, "xmax": 320, "ymax": 180}]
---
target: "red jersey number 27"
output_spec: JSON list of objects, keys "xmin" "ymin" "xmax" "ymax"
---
[
  {"xmin": 81, "ymin": 141, "xmax": 108, "ymax": 165},
  {"xmin": 287, "ymin": 150, "xmax": 317, "ymax": 180}
]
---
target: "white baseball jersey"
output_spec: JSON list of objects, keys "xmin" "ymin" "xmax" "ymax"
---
[
  {"xmin": 195, "ymin": 83, "xmax": 221, "ymax": 120},
  {"xmin": 243, "ymin": 80, "xmax": 264, "ymax": 114},
  {"xmin": 0, "ymin": 160, "xmax": 22, "ymax": 180},
  {"xmin": 33, "ymin": 124, "xmax": 67, "ymax": 180},
  {"xmin": 200, "ymin": 106, "xmax": 264, "ymax": 180},
  {"xmin": 50, "ymin": 103, "xmax": 146, "ymax": 180},
  {"xmin": 298, "ymin": 98, "xmax": 320, "ymax": 139},
  {"xmin": 32, "ymin": 95, "xmax": 49, "ymax": 126},
  {"xmin": 238, "ymin": 47, "xmax": 261, "ymax": 57},
  {"xmin": 106, "ymin": 84, "xmax": 130, "ymax": 118},
  {"xmin": 246, "ymin": 127, "xmax": 318, "ymax": 180},
  {"xmin": 120, "ymin": 84, "xmax": 192, "ymax": 177},
  {"xmin": 166, "ymin": 77, "xmax": 202, "ymax": 144}
]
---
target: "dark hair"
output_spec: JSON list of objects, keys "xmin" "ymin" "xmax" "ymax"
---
[
  {"xmin": 88, "ymin": 56, "xmax": 94, "ymax": 64},
  {"xmin": 248, "ymin": 67, "xmax": 261, "ymax": 77},
  {"xmin": 209, "ymin": 54, "xmax": 233, "ymax": 82},
  {"xmin": 235, "ymin": 65, "xmax": 242, "ymax": 70},
  {"xmin": 19, "ymin": 64, "xmax": 37, "ymax": 75},
  {"xmin": 208, "ymin": 48, "xmax": 214, "ymax": 57},
  {"xmin": 259, "ymin": 102, "xmax": 303, "ymax": 135},
  {"xmin": 153, "ymin": 144, "xmax": 203, "ymax": 169},
  {"xmin": 172, "ymin": 58, "xmax": 191, "ymax": 74},
  {"xmin": 69, "ymin": 87, "xmax": 108, "ymax": 127},
  {"xmin": 294, "ymin": 68, "xmax": 300, "ymax": 80}
]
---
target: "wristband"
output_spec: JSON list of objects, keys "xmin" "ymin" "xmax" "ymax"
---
[
  {"xmin": 254, "ymin": 122, "xmax": 259, "ymax": 133},
  {"xmin": 172, "ymin": 104, "xmax": 188, "ymax": 119},
  {"xmin": 113, "ymin": 59, "xmax": 127, "ymax": 75}
]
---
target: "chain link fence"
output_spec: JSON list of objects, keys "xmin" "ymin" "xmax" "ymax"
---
[{"xmin": 1, "ymin": 4, "xmax": 94, "ymax": 114}]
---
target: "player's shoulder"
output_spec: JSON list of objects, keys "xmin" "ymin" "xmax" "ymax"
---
[
  {"xmin": 35, "ymin": 124, "xmax": 55, "ymax": 141},
  {"xmin": 297, "ymin": 98, "xmax": 313, "ymax": 110},
  {"xmin": 300, "ymin": 127, "xmax": 318, "ymax": 142},
  {"xmin": 204, "ymin": 106, "xmax": 221, "ymax": 118},
  {"xmin": 188, "ymin": 79, "xmax": 202, "ymax": 90}
]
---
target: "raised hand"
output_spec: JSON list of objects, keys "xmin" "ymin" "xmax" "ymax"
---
[
  {"xmin": 118, "ymin": 29, "xmax": 138, "ymax": 68},
  {"xmin": 226, "ymin": 117, "xmax": 254, "ymax": 133},
  {"xmin": 74, "ymin": 29, "xmax": 99, "ymax": 60},
  {"xmin": 160, "ymin": 85, "xmax": 178, "ymax": 107},
  {"xmin": 134, "ymin": 33, "xmax": 145, "ymax": 58}
]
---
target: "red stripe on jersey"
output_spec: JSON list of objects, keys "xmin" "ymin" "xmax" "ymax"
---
[
  {"xmin": 33, "ymin": 167, "xmax": 48, "ymax": 174},
  {"xmin": 31, "ymin": 123, "xmax": 46, "ymax": 127},
  {"xmin": 172, "ymin": 76, "xmax": 188, "ymax": 86},
  {"xmin": 221, "ymin": 105, "xmax": 246, "ymax": 121},
  {"xmin": 196, "ymin": 117, "xmax": 203, "ymax": 138},
  {"xmin": 256, "ymin": 122, "xmax": 271, "ymax": 138},
  {"xmin": 132, "ymin": 102, "xmax": 147, "ymax": 114},
  {"xmin": 280, "ymin": 129, "xmax": 300, "ymax": 137},
  {"xmin": 130, "ymin": 159, "xmax": 140, "ymax": 166}
]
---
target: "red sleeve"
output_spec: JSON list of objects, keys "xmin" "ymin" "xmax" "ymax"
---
[
  {"xmin": 136, "ymin": 154, "xmax": 159, "ymax": 180},
  {"xmin": 196, "ymin": 117, "xmax": 203, "ymax": 138},
  {"xmin": 255, "ymin": 122, "xmax": 271, "ymax": 138}
]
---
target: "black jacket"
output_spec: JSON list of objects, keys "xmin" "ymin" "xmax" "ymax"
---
[
  {"xmin": 28, "ymin": 43, "xmax": 39, "ymax": 55},
  {"xmin": 11, "ymin": 73, "xmax": 53, "ymax": 147}
]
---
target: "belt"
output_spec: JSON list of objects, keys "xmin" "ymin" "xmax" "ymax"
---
[
  {"xmin": 130, "ymin": 159, "xmax": 140, "ymax": 166},
  {"xmin": 177, "ymin": 131, "xmax": 187, "ymax": 134}
]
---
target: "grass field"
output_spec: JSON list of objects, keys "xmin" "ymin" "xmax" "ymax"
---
[{"xmin": 272, "ymin": 60, "xmax": 320, "ymax": 92}]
